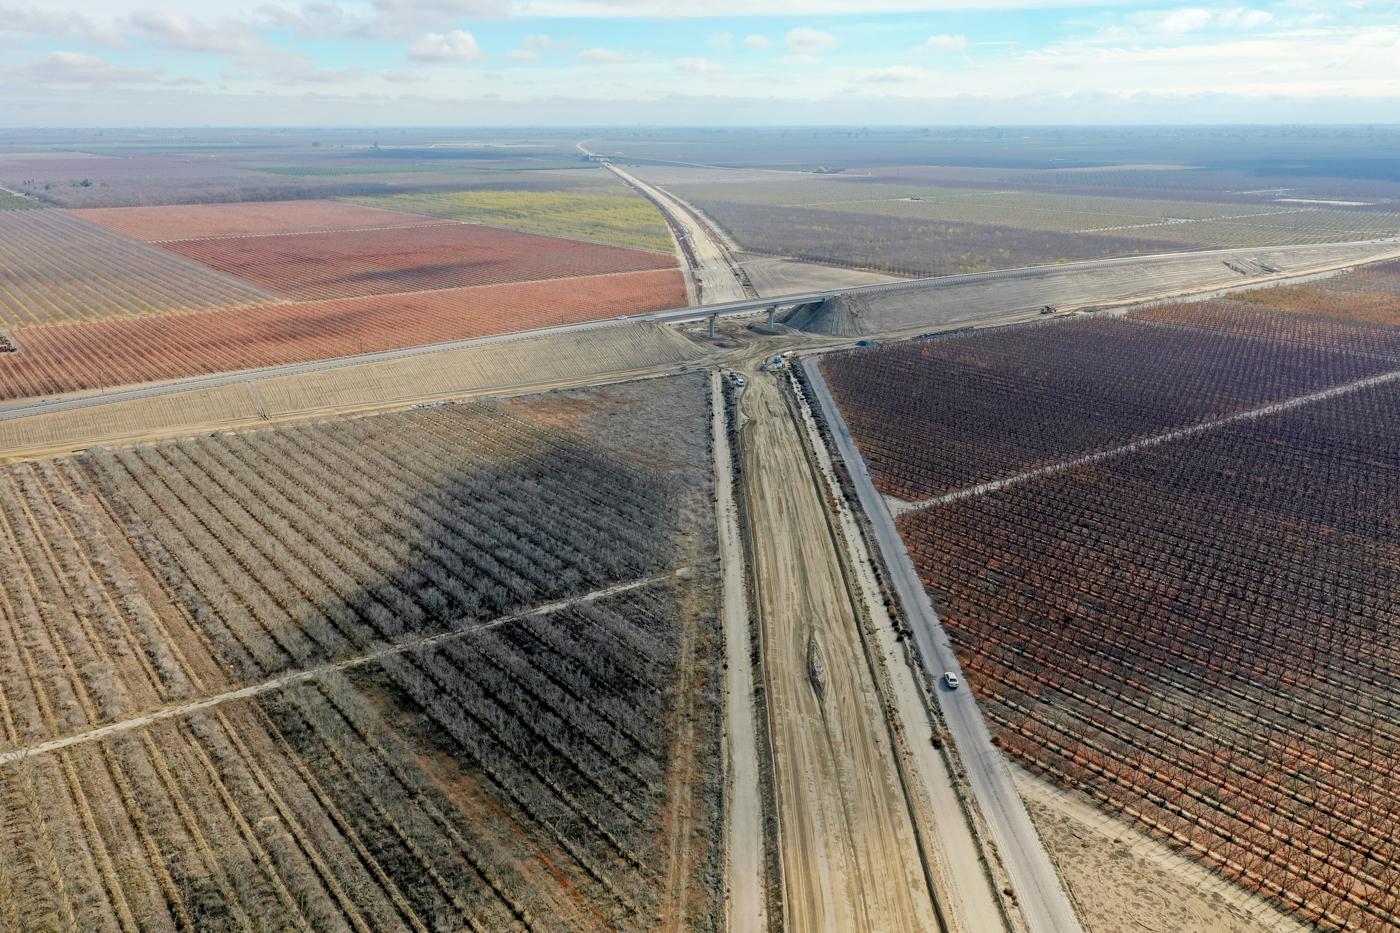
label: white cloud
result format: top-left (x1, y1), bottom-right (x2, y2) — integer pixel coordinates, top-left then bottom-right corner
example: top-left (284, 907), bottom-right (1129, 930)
top-left (381, 68), bottom-right (427, 81)
top-left (256, 0), bottom-right (506, 41)
top-left (743, 34), bottom-right (770, 50)
top-left (576, 46), bottom-right (646, 63)
top-left (493, 0), bottom-right (1205, 14)
top-left (0, 6), bottom-right (125, 47)
top-left (523, 33), bottom-right (574, 50)
top-left (21, 50), bottom-right (160, 85)
top-left (130, 8), bottom-right (262, 55)
top-left (709, 31), bottom-right (733, 48)
top-left (916, 33), bottom-right (965, 51)
top-left (129, 7), bottom-right (361, 84)
top-left (1135, 7), bottom-right (1274, 36)
top-left (1219, 8), bottom-right (1272, 29)
top-left (784, 26), bottom-right (834, 59)
top-left (505, 33), bottom-right (573, 59)
top-left (1152, 9), bottom-right (1216, 35)
top-left (675, 56), bottom-right (723, 73)
top-left (407, 30), bottom-right (484, 62)
top-left (856, 64), bottom-right (929, 82)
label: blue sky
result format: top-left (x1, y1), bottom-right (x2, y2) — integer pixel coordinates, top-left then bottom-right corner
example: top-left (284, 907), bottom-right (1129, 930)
top-left (2, 1), bottom-right (1398, 124)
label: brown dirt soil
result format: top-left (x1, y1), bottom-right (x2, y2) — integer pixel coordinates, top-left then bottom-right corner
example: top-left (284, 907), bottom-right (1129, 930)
top-left (71, 200), bottom-right (457, 242)
top-left (740, 367), bottom-right (939, 933)
top-left (1208, 258), bottom-right (1400, 326)
top-left (159, 222), bottom-right (680, 301)
top-left (1021, 780), bottom-right (1307, 933)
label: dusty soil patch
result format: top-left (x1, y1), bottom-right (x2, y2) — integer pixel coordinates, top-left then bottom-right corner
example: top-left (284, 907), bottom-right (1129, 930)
top-left (1020, 775), bottom-right (1307, 933)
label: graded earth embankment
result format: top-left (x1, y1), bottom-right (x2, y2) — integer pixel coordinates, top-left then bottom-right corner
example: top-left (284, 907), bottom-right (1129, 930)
top-left (739, 368), bottom-right (940, 933)
top-left (0, 322), bottom-right (709, 458)
top-left (789, 242), bottom-right (1400, 336)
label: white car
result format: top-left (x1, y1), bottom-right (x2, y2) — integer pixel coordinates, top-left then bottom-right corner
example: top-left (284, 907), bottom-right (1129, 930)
top-left (942, 672), bottom-right (960, 690)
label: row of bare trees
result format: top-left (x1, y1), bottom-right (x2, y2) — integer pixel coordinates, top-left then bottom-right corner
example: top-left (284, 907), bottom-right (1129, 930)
top-left (823, 314), bottom-right (1393, 501)
top-left (904, 381), bottom-right (1400, 931)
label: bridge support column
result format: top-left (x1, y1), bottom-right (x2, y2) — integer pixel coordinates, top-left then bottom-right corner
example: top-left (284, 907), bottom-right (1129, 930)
top-left (709, 312), bottom-right (719, 339)
top-left (767, 306), bottom-right (777, 332)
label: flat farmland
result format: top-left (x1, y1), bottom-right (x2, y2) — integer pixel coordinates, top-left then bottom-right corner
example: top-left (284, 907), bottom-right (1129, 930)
top-left (1207, 259), bottom-right (1400, 327)
top-left (819, 315), bottom-right (1398, 502)
top-left (899, 383), bottom-right (1400, 932)
top-left (1128, 258), bottom-right (1400, 339)
top-left (687, 201), bottom-right (1194, 277)
top-left (72, 199), bottom-right (458, 242)
top-left (1132, 301), bottom-right (1400, 355)
top-left (0, 268), bottom-right (687, 400)
top-left (0, 209), bottom-right (283, 327)
top-left (0, 191), bottom-right (41, 210)
top-left (0, 375), bottom-right (723, 932)
top-left (823, 295), bottom-right (1400, 933)
top-left (664, 177), bottom-right (1400, 275)
top-left (158, 222), bottom-right (680, 301)
top-left (350, 187), bottom-right (676, 253)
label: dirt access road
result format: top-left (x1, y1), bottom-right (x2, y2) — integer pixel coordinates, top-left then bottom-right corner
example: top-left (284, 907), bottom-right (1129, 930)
top-left (616, 142), bottom-right (1009, 932)
top-left (737, 360), bottom-right (943, 933)
top-left (713, 372), bottom-right (766, 933)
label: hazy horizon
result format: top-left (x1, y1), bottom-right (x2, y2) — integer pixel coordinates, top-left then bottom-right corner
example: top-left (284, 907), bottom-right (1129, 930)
top-left (2, 2), bottom-right (1398, 126)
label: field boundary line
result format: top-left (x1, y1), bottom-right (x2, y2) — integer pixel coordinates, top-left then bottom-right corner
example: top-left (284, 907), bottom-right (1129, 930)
top-left (894, 367), bottom-right (1400, 516)
top-left (0, 568), bottom-right (686, 766)
top-left (145, 220), bottom-right (464, 243)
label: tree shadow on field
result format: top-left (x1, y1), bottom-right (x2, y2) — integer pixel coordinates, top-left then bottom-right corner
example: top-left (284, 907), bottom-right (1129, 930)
top-left (87, 387), bottom-right (718, 932)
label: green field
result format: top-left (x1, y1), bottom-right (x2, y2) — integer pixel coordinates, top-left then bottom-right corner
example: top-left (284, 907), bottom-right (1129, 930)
top-left (351, 186), bottom-right (675, 253)
top-left (0, 190), bottom-right (44, 210)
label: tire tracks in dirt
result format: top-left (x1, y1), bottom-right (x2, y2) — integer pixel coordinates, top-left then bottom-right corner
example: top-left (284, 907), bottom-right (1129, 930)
top-left (738, 364), bottom-right (939, 933)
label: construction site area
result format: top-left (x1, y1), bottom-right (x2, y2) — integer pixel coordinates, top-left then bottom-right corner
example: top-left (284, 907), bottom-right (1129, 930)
top-left (2, 128), bottom-right (1399, 933)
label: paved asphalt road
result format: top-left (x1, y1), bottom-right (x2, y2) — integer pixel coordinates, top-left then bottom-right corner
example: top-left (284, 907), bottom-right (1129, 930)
top-left (803, 357), bottom-right (1086, 933)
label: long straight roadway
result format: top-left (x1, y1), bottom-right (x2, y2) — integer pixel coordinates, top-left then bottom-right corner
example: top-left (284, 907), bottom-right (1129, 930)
top-left (578, 142), bottom-right (751, 305)
top-left (4, 236), bottom-right (1396, 426)
top-left (803, 357), bottom-right (1085, 933)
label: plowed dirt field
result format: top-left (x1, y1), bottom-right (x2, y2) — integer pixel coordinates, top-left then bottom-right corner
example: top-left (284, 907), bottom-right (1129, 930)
top-left (73, 199), bottom-right (458, 241)
top-left (158, 222), bottom-right (680, 301)
top-left (0, 269), bottom-right (686, 399)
